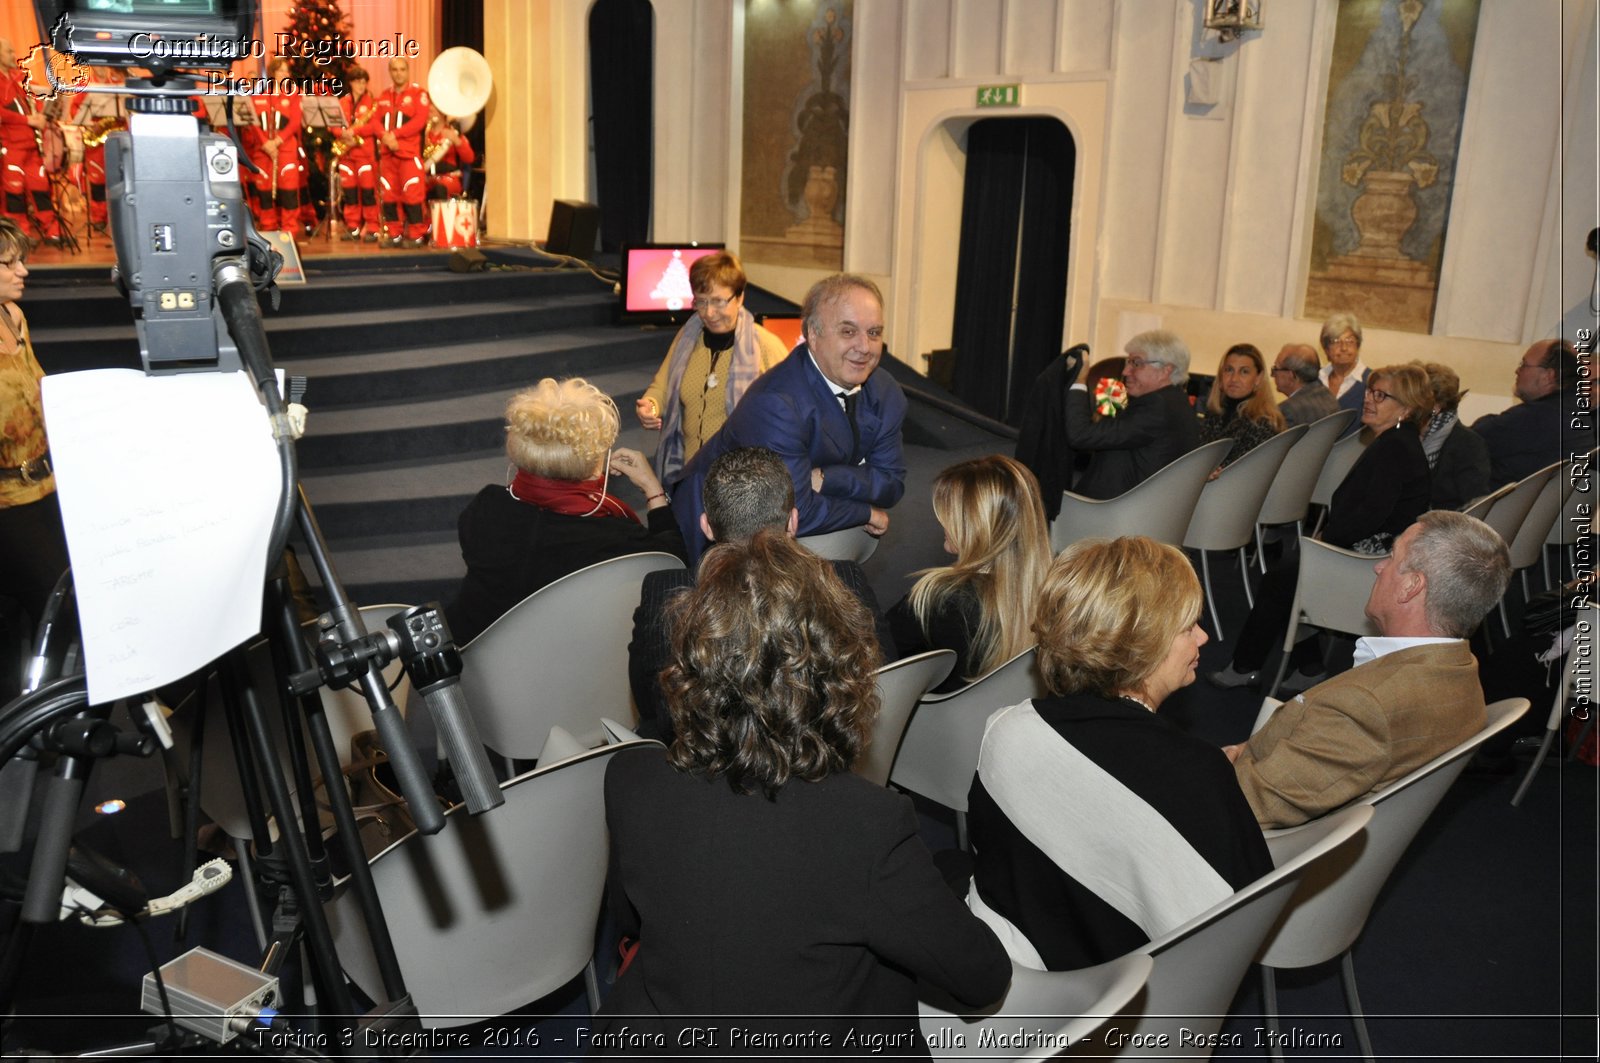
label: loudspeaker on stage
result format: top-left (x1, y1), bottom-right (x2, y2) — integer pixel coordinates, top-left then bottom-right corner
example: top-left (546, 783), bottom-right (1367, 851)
top-left (544, 200), bottom-right (600, 258)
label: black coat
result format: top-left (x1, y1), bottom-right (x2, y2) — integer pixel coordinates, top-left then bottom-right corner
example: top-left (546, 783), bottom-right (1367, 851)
top-left (598, 746), bottom-right (1010, 1055)
top-left (1065, 384), bottom-right (1200, 500)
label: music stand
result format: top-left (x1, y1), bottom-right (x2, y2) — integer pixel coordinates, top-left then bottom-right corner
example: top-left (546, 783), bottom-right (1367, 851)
top-left (301, 97), bottom-right (346, 241)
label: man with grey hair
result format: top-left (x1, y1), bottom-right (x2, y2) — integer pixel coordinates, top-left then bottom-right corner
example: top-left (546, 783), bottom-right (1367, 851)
top-left (631, 446), bottom-right (893, 739)
top-left (1272, 343), bottom-right (1341, 427)
top-left (1225, 510), bottom-right (1513, 827)
top-left (671, 273), bottom-right (907, 562)
top-left (1062, 329), bottom-right (1200, 499)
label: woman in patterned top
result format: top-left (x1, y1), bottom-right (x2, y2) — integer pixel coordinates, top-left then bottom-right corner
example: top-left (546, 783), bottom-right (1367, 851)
top-left (0, 216), bottom-right (70, 656)
top-left (1197, 342), bottom-right (1286, 472)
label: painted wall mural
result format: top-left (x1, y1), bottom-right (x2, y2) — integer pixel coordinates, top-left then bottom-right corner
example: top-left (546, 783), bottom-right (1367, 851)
top-left (1304, 0), bottom-right (1481, 333)
top-left (740, 1), bottom-right (852, 270)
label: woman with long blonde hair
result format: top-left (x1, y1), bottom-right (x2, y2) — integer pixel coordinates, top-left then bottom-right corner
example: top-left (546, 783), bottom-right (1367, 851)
top-left (889, 455), bottom-right (1051, 691)
top-left (1198, 343), bottom-right (1286, 469)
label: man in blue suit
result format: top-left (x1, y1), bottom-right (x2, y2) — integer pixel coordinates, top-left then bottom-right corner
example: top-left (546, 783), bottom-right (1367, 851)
top-left (671, 273), bottom-right (907, 562)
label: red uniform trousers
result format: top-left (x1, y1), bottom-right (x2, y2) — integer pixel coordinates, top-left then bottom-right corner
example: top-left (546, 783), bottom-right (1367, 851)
top-left (337, 145), bottom-right (379, 233)
top-left (379, 150), bottom-right (427, 240)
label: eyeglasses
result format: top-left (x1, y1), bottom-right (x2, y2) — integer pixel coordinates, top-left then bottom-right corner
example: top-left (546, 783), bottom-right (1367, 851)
top-left (1367, 387), bottom-right (1393, 404)
top-left (1515, 361), bottom-right (1549, 373)
top-left (1125, 357), bottom-right (1166, 371)
top-left (0, 257), bottom-right (26, 269)
top-left (1269, 366), bottom-right (1293, 374)
top-left (692, 295), bottom-right (734, 311)
top-left (1328, 335), bottom-right (1360, 349)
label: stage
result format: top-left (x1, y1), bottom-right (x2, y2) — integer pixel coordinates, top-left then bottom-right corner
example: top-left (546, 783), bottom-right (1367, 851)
top-left (25, 226), bottom-right (512, 271)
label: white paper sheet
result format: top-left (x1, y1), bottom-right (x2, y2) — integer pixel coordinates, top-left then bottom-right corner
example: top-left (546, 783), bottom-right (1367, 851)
top-left (42, 369), bottom-right (284, 705)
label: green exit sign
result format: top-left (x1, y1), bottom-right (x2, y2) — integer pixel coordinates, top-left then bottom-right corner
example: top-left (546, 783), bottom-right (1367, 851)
top-left (976, 84), bottom-right (1020, 107)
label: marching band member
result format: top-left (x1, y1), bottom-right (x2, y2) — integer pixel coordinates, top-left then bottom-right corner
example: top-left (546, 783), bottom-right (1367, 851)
top-left (424, 102), bottom-right (475, 200)
top-left (0, 39), bottom-right (63, 247)
top-left (68, 66), bottom-right (128, 232)
top-left (360, 56), bottom-right (429, 247)
top-left (243, 56), bottom-right (309, 235)
top-left (335, 65), bottom-right (380, 240)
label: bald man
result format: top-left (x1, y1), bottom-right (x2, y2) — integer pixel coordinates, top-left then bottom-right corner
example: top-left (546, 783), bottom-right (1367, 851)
top-left (1470, 339), bottom-right (1591, 487)
top-left (1271, 343), bottom-right (1340, 428)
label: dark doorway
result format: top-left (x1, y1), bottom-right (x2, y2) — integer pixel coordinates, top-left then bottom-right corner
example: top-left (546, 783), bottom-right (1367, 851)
top-left (949, 118), bottom-right (1076, 424)
top-left (589, 0), bottom-right (654, 252)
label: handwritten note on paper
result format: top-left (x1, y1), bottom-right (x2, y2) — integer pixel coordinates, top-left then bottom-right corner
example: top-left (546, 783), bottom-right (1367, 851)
top-left (42, 369), bottom-right (285, 705)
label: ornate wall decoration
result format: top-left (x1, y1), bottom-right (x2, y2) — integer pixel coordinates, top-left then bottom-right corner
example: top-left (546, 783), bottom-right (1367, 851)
top-left (1304, 0), bottom-right (1481, 333)
top-left (741, 1), bottom-right (852, 270)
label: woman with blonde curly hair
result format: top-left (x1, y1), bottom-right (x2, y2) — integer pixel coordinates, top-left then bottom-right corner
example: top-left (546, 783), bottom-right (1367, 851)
top-left (965, 536), bottom-right (1271, 971)
top-left (1197, 343), bottom-right (1285, 469)
top-left (889, 455), bottom-right (1051, 692)
top-left (598, 529), bottom-right (1009, 1040)
top-left (447, 377), bottom-right (685, 643)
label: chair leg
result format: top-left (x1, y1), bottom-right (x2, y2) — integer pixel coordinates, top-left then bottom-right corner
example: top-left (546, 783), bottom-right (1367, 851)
top-left (1498, 598), bottom-right (1511, 639)
top-left (1260, 966), bottom-right (1285, 1063)
top-left (1511, 726), bottom-right (1560, 807)
top-left (1238, 547), bottom-right (1255, 608)
top-left (1200, 551), bottom-right (1223, 640)
top-left (1521, 569), bottom-right (1531, 602)
top-left (1339, 950), bottom-right (1376, 1063)
top-left (1256, 525), bottom-right (1268, 574)
top-left (956, 809), bottom-right (969, 852)
top-left (583, 957), bottom-right (601, 1014)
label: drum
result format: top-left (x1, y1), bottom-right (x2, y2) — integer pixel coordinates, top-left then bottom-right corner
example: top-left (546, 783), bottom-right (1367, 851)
top-left (429, 197), bottom-right (479, 248)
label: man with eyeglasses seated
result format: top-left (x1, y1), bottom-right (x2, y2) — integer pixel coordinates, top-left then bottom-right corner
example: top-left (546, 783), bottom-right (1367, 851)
top-left (1061, 329), bottom-right (1200, 500)
top-left (671, 273), bottom-right (907, 563)
top-left (1470, 339), bottom-right (1590, 489)
top-left (1272, 343), bottom-right (1341, 428)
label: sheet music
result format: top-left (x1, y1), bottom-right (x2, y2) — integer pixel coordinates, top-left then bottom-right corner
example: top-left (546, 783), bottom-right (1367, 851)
top-left (41, 369), bottom-right (285, 705)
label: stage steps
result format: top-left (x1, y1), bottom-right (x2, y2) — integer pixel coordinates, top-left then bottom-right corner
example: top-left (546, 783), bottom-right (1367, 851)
top-left (29, 251), bottom-right (681, 608)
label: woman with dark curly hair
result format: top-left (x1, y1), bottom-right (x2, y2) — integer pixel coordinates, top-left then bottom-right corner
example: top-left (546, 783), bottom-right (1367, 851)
top-left (966, 536), bottom-right (1271, 971)
top-left (598, 529), bottom-right (1009, 1052)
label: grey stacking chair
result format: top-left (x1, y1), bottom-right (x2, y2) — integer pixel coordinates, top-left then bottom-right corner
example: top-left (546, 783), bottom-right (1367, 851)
top-left (889, 647), bottom-right (1045, 849)
top-left (1050, 438), bottom-right (1233, 553)
top-left (1461, 481), bottom-right (1513, 520)
top-left (858, 650), bottom-right (956, 787)
top-left (1059, 805), bottom-right (1372, 1059)
top-left (1479, 462), bottom-right (1561, 635)
top-left (1255, 410), bottom-right (1356, 571)
top-left (1266, 538), bottom-right (1382, 698)
top-left (1307, 431), bottom-right (1368, 537)
top-left (1184, 425), bottom-right (1306, 636)
top-left (459, 552), bottom-right (683, 758)
top-left (1256, 699), bottom-right (1529, 1063)
top-left (798, 525), bottom-right (880, 563)
top-left (1512, 605), bottom-right (1597, 806)
top-left (324, 741), bottom-right (658, 1026)
top-left (917, 952), bottom-right (1153, 1061)
top-left (1505, 461), bottom-right (1570, 599)
top-left (1545, 448), bottom-right (1595, 584)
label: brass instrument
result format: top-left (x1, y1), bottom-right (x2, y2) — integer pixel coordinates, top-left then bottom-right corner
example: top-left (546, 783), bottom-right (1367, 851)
top-left (81, 115), bottom-right (126, 149)
top-left (331, 96), bottom-right (376, 159)
top-left (421, 117), bottom-right (454, 166)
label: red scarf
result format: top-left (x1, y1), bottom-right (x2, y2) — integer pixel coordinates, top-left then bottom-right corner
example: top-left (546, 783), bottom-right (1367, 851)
top-left (509, 469), bottom-right (639, 523)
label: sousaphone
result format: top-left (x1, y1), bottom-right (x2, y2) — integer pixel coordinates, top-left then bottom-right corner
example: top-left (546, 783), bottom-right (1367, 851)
top-left (428, 47), bottom-right (492, 133)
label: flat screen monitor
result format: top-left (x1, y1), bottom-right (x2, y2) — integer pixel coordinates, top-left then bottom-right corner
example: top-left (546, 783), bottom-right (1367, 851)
top-left (619, 243), bottom-right (725, 324)
top-left (756, 313), bottom-right (805, 352)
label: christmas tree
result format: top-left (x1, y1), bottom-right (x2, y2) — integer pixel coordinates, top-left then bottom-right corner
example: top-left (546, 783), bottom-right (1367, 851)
top-left (650, 251), bottom-right (695, 311)
top-left (278, 0), bottom-right (358, 90)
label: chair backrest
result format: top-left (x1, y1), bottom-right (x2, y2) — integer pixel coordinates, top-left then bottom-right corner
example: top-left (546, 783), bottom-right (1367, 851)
top-left (1292, 537), bottom-right (1382, 640)
top-left (324, 740), bottom-right (658, 1027)
top-left (857, 650), bottom-right (956, 787)
top-left (797, 525), bottom-right (880, 563)
top-left (1480, 461), bottom-right (1561, 549)
top-left (1258, 410), bottom-right (1356, 526)
top-left (1460, 482), bottom-right (1513, 520)
top-left (917, 952), bottom-right (1154, 1060)
top-left (1184, 425), bottom-right (1307, 551)
top-left (459, 552), bottom-right (684, 756)
top-left (1257, 699), bottom-right (1529, 969)
top-left (1065, 805), bottom-right (1372, 1053)
top-left (1506, 463), bottom-right (1568, 569)
top-left (1547, 447), bottom-right (1596, 548)
top-left (1308, 430), bottom-right (1368, 509)
top-left (888, 648), bottom-right (1045, 813)
top-left (177, 604), bottom-right (415, 840)
top-left (1050, 438), bottom-right (1234, 552)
